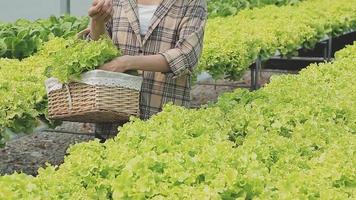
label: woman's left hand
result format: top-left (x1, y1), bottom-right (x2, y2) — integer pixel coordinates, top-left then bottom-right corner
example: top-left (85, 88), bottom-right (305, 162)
top-left (99, 55), bottom-right (132, 72)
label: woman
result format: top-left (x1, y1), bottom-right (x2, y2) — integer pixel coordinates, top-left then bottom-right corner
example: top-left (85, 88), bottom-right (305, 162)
top-left (88, 0), bottom-right (207, 135)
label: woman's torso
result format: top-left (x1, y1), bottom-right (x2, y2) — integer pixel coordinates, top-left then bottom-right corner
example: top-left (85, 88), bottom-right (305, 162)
top-left (110, 0), bottom-right (193, 119)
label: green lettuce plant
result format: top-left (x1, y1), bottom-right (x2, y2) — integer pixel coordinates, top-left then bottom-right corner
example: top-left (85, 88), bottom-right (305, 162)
top-left (0, 15), bottom-right (89, 59)
top-left (200, 0), bottom-right (356, 80)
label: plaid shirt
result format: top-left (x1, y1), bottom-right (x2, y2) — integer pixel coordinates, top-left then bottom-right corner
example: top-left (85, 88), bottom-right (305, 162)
top-left (103, 0), bottom-right (207, 119)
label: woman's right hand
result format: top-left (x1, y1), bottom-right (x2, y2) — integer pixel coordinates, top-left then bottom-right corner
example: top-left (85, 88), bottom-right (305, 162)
top-left (88, 0), bottom-right (113, 25)
top-left (88, 0), bottom-right (113, 40)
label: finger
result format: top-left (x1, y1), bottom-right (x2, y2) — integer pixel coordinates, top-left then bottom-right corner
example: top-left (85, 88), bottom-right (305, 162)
top-left (92, 0), bottom-right (99, 6)
top-left (92, 11), bottom-right (110, 22)
top-left (95, 0), bottom-right (105, 9)
top-left (100, 0), bottom-right (111, 8)
top-left (98, 0), bottom-right (112, 17)
top-left (103, 0), bottom-right (112, 11)
top-left (117, 68), bottom-right (125, 73)
top-left (88, 8), bottom-right (98, 17)
top-left (89, 7), bottom-right (103, 18)
top-left (99, 62), bottom-right (114, 71)
top-left (99, 64), bottom-right (109, 70)
top-left (94, 8), bottom-right (110, 22)
top-left (102, 7), bottom-right (113, 21)
top-left (89, 0), bottom-right (105, 16)
top-left (116, 66), bottom-right (126, 73)
top-left (88, 6), bottom-right (101, 17)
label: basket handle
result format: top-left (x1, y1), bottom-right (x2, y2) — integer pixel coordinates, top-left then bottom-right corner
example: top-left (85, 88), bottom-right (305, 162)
top-left (64, 84), bottom-right (73, 110)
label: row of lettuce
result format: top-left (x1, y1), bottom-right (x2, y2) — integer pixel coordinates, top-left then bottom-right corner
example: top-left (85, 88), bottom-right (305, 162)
top-left (0, 37), bottom-right (120, 146)
top-left (199, 0), bottom-right (356, 79)
top-left (207, 0), bottom-right (303, 17)
top-left (0, 41), bottom-right (355, 199)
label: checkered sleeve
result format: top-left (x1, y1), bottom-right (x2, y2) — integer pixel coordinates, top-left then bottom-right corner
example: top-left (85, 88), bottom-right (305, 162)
top-left (159, 0), bottom-right (207, 77)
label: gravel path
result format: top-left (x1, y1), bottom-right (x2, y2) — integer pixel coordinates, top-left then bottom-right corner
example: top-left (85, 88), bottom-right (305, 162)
top-left (0, 123), bottom-right (94, 176)
top-left (0, 70), bottom-right (291, 176)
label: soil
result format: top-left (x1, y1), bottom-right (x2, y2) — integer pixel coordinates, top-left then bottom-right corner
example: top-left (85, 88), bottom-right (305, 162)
top-left (0, 69), bottom-right (294, 176)
top-left (0, 123), bottom-right (94, 176)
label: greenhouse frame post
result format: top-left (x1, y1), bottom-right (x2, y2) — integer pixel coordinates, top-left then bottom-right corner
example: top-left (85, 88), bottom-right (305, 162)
top-left (327, 37), bottom-right (333, 61)
top-left (60, 0), bottom-right (71, 14)
top-left (251, 57), bottom-right (262, 90)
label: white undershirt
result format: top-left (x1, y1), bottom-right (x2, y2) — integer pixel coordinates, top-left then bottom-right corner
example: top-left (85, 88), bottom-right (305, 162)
top-left (137, 4), bottom-right (158, 35)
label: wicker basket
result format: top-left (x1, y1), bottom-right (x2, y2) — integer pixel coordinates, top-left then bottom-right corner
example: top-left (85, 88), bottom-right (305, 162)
top-left (45, 70), bottom-right (142, 123)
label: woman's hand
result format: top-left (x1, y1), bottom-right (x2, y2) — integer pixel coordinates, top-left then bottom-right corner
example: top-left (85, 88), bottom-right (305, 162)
top-left (88, 0), bottom-right (113, 24)
top-left (99, 55), bottom-right (132, 73)
top-left (88, 0), bottom-right (113, 40)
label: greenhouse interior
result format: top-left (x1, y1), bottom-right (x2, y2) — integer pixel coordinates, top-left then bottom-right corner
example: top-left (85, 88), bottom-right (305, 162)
top-left (0, 0), bottom-right (355, 199)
